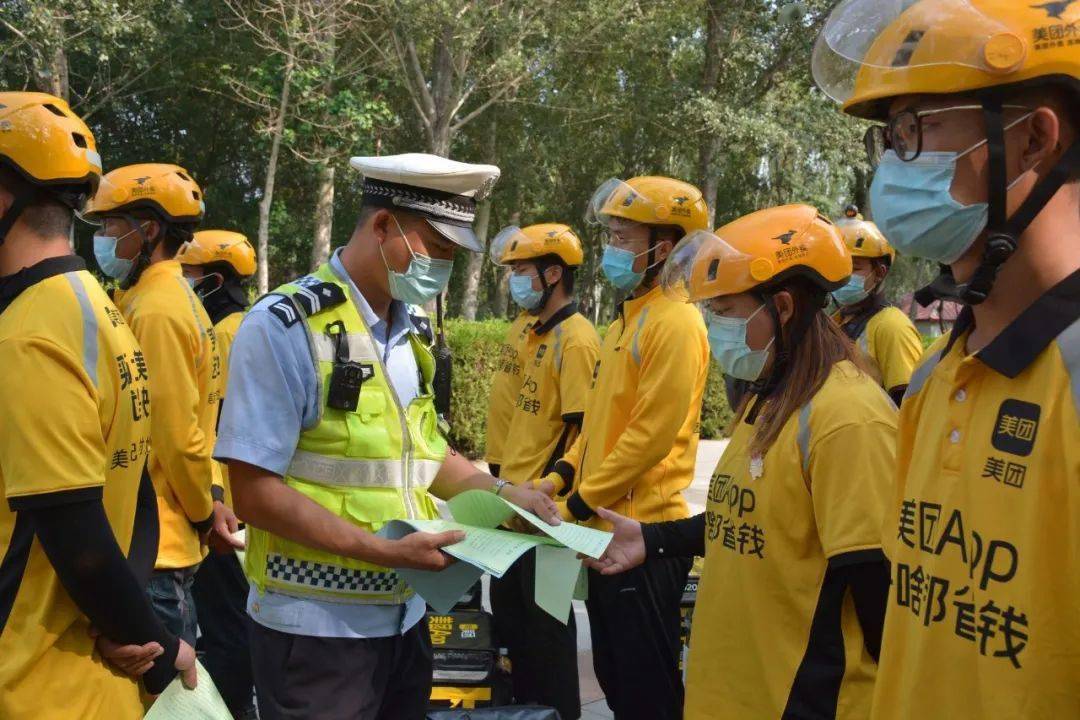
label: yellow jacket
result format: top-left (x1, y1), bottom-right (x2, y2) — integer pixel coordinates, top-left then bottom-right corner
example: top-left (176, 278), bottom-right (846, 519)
top-left (212, 310), bottom-right (244, 507)
top-left (485, 312), bottom-right (534, 470)
top-left (556, 286), bottom-right (709, 529)
top-left (115, 260), bottom-right (222, 568)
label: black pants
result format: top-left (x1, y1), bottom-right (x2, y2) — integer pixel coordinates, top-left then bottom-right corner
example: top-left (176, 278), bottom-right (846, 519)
top-left (490, 549), bottom-right (581, 720)
top-left (248, 616), bottom-right (433, 720)
top-left (192, 550), bottom-right (255, 717)
top-left (586, 556), bottom-right (691, 720)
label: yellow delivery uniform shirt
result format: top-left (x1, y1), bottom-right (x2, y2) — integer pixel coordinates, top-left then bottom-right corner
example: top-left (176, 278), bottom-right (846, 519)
top-left (485, 311), bottom-right (535, 470)
top-left (211, 310), bottom-right (244, 506)
top-left (496, 304), bottom-right (599, 485)
top-left (559, 286), bottom-right (708, 528)
top-left (115, 260), bottom-right (222, 569)
top-left (0, 259), bottom-right (147, 720)
top-left (872, 271), bottom-right (1080, 720)
top-left (835, 305), bottom-right (923, 393)
top-left (685, 360), bottom-right (896, 720)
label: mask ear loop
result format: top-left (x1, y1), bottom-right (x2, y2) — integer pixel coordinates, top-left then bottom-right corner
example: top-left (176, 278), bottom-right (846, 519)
top-left (119, 214), bottom-right (155, 290)
top-left (952, 98), bottom-right (1080, 305)
top-left (529, 259), bottom-right (557, 316)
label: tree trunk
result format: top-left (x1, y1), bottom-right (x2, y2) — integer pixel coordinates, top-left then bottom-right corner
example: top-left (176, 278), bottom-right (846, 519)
top-left (256, 57), bottom-right (293, 295)
top-left (48, 44), bottom-right (69, 100)
top-left (459, 112), bottom-right (499, 320)
top-left (696, 0), bottom-right (725, 226)
top-left (311, 161), bottom-right (335, 269)
top-left (491, 210), bottom-right (520, 318)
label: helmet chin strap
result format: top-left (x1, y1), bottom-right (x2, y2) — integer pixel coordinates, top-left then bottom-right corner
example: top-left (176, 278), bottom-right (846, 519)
top-left (0, 189), bottom-right (35, 248)
top-left (528, 262), bottom-right (557, 316)
top-left (929, 94), bottom-right (1080, 306)
top-left (119, 214), bottom-right (158, 290)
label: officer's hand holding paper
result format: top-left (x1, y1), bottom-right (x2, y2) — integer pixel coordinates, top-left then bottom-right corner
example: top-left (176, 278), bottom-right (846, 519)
top-left (380, 489), bottom-right (611, 621)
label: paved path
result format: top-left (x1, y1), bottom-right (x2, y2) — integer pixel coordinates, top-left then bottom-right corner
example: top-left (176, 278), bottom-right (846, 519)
top-left (573, 440), bottom-right (728, 718)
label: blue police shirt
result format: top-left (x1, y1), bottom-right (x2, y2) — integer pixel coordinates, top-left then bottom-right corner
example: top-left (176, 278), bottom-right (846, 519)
top-left (215, 248), bottom-right (427, 638)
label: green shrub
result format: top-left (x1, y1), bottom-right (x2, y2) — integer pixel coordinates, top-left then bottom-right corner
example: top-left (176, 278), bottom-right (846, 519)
top-left (443, 318), bottom-right (732, 458)
top-left (443, 318), bottom-right (511, 458)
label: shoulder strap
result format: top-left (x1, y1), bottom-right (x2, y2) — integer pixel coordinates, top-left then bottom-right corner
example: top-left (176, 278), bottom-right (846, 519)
top-left (260, 273), bottom-right (348, 328)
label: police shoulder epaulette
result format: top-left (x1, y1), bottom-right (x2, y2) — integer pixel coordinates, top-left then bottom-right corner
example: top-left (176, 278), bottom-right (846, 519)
top-left (263, 277), bottom-right (347, 327)
top-left (408, 308), bottom-right (435, 344)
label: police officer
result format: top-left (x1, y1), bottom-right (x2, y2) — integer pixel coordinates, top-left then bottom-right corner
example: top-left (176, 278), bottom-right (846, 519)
top-left (814, 1), bottom-right (1080, 717)
top-left (0, 92), bottom-right (194, 719)
top-left (84, 164), bottom-right (236, 646)
top-left (214, 153), bottom-right (560, 720)
top-left (584, 205), bottom-right (897, 719)
top-left (539, 176), bottom-right (712, 720)
top-left (178, 229), bottom-right (258, 719)
top-left (831, 205), bottom-right (922, 404)
top-left (485, 223), bottom-right (600, 720)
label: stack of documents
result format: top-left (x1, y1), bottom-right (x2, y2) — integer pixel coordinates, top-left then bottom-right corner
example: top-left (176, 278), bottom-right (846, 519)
top-left (381, 490), bottom-right (612, 623)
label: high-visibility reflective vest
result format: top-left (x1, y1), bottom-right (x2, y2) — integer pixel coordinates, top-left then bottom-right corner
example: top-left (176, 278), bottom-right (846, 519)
top-left (245, 263), bottom-right (447, 605)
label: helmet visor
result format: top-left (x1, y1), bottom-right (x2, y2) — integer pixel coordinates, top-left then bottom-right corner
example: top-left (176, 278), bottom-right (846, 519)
top-left (812, 0), bottom-right (1015, 106)
top-left (660, 230), bottom-right (756, 303)
top-left (585, 177), bottom-right (674, 229)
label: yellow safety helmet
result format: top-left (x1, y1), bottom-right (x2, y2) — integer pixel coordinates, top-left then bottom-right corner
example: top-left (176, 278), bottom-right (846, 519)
top-left (814, 0), bottom-right (1080, 306)
top-left (489, 223), bottom-right (584, 267)
top-left (178, 230), bottom-right (256, 277)
top-left (813, 0), bottom-right (1080, 120)
top-left (586, 176), bottom-right (709, 237)
top-left (837, 205), bottom-right (896, 265)
top-left (661, 204), bottom-right (852, 302)
top-left (0, 91), bottom-right (101, 202)
top-left (85, 163), bottom-right (205, 223)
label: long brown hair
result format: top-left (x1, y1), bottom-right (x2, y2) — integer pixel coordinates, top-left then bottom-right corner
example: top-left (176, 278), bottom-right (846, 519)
top-left (728, 278), bottom-right (874, 458)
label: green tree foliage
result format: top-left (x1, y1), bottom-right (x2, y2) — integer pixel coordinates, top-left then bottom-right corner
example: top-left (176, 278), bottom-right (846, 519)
top-left (2, 0), bottom-right (922, 313)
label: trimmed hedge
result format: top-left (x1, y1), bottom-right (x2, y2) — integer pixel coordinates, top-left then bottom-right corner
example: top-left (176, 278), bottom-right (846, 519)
top-left (444, 318), bottom-right (733, 458)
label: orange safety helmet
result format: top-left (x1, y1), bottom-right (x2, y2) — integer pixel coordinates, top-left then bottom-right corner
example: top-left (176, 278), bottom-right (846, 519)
top-left (0, 92), bottom-right (101, 199)
top-left (837, 205), bottom-right (896, 265)
top-left (85, 163), bottom-right (205, 224)
top-left (489, 223), bottom-right (585, 267)
top-left (178, 229), bottom-right (256, 277)
top-left (661, 204), bottom-right (852, 302)
top-left (586, 176), bottom-right (710, 237)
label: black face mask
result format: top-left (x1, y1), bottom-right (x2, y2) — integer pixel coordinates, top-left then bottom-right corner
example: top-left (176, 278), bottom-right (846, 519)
top-left (191, 273), bottom-right (224, 300)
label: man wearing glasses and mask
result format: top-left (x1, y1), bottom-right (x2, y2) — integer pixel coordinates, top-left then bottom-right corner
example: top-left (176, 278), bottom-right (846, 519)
top-left (814, 1), bottom-right (1080, 718)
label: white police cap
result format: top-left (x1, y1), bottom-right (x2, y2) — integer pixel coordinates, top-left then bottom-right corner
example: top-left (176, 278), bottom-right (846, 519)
top-left (350, 153), bottom-right (501, 252)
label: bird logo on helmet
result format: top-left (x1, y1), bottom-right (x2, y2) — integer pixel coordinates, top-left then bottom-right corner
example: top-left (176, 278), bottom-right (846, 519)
top-left (661, 204), bottom-right (852, 303)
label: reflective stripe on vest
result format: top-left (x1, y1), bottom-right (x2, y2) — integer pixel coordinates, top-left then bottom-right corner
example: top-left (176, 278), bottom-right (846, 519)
top-left (1059, 318), bottom-right (1080, 418)
top-left (904, 347), bottom-right (945, 401)
top-left (630, 307), bottom-right (651, 365)
top-left (796, 401), bottom-right (813, 475)
top-left (288, 450), bottom-right (442, 489)
top-left (64, 272), bottom-right (99, 388)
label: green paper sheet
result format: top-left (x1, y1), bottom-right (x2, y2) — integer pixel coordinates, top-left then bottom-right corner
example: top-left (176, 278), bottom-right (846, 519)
top-left (381, 491), bottom-right (613, 622)
top-left (534, 545), bottom-right (581, 623)
top-left (144, 661), bottom-right (230, 720)
top-left (447, 490), bottom-right (612, 559)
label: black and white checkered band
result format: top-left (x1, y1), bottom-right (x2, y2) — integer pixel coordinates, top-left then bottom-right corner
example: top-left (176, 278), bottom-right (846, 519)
top-left (266, 554), bottom-right (402, 595)
top-left (361, 179), bottom-right (476, 225)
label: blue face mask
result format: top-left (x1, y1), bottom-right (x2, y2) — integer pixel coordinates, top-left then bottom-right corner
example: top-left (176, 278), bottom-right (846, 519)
top-left (707, 304), bottom-right (774, 382)
top-left (832, 273), bottom-right (870, 307)
top-left (383, 217), bottom-right (454, 305)
top-left (509, 273), bottom-right (544, 310)
top-left (93, 230), bottom-right (138, 280)
top-left (601, 244), bottom-right (657, 292)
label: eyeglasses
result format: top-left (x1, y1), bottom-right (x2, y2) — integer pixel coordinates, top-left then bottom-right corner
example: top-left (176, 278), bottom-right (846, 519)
top-left (864, 104), bottom-right (1031, 167)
